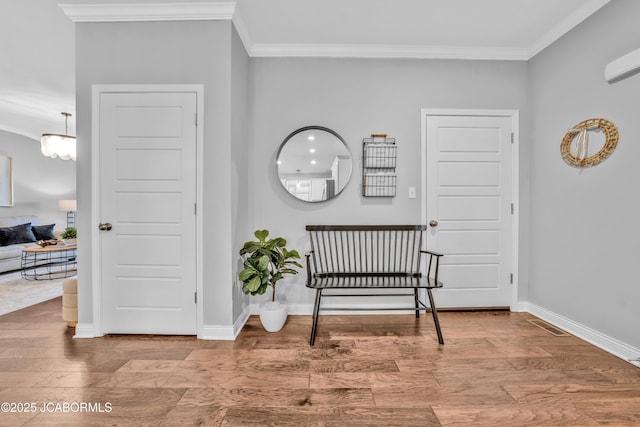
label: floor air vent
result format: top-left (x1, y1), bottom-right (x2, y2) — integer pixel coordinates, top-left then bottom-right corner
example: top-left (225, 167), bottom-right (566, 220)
top-left (527, 319), bottom-right (571, 336)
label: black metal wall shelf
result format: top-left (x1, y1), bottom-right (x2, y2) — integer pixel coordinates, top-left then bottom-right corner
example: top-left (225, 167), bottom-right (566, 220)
top-left (362, 135), bottom-right (397, 197)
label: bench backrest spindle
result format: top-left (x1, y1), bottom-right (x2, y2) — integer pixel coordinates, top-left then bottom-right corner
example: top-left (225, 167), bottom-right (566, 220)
top-left (306, 225), bottom-right (428, 277)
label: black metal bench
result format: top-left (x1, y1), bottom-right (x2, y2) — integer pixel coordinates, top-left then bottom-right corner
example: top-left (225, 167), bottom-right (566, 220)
top-left (305, 225), bottom-right (444, 346)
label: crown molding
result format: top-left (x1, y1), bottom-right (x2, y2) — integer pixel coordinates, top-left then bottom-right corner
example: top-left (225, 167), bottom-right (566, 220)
top-left (250, 43), bottom-right (529, 61)
top-left (59, 2), bottom-right (236, 23)
top-left (527, 0), bottom-right (611, 59)
top-left (59, 2), bottom-right (254, 53)
top-left (59, 1), bottom-right (610, 61)
top-left (230, 5), bottom-right (253, 53)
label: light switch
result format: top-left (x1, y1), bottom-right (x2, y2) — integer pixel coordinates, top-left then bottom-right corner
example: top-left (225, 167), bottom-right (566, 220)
top-left (408, 187), bottom-right (416, 199)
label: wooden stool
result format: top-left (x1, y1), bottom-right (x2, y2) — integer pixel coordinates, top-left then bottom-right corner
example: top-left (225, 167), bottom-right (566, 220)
top-left (62, 278), bottom-right (78, 327)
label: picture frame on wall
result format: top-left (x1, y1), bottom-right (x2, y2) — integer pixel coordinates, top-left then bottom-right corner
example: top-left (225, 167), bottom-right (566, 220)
top-left (0, 156), bottom-right (13, 207)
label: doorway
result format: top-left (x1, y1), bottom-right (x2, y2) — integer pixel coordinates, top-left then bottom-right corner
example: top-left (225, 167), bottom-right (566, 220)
top-left (421, 109), bottom-right (519, 309)
top-left (92, 85), bottom-right (203, 335)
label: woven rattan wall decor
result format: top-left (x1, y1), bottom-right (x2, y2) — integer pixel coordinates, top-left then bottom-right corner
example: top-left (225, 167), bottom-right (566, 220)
top-left (560, 118), bottom-right (619, 168)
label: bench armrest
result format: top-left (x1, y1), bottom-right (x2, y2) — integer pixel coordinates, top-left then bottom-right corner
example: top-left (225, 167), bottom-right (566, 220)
top-left (420, 250), bottom-right (444, 284)
top-left (305, 250), bottom-right (314, 286)
top-left (421, 249), bottom-right (443, 257)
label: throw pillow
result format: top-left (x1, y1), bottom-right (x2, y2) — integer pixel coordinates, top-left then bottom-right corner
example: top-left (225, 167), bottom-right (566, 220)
top-left (0, 222), bottom-right (36, 246)
top-left (32, 224), bottom-right (56, 241)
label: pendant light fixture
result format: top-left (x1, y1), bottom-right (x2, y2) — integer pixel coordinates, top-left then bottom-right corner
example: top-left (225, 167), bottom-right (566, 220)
top-left (41, 112), bottom-right (76, 161)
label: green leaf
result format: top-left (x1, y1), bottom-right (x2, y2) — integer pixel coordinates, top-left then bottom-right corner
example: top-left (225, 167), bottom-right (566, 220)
top-left (256, 247), bottom-right (273, 258)
top-left (242, 240), bottom-right (266, 255)
top-left (261, 273), bottom-right (270, 284)
top-left (287, 261), bottom-right (303, 269)
top-left (245, 276), bottom-right (261, 293)
top-left (254, 230), bottom-right (269, 242)
top-left (272, 237), bottom-right (286, 247)
top-left (243, 258), bottom-right (260, 271)
top-left (285, 249), bottom-right (301, 259)
top-left (238, 268), bottom-right (256, 282)
top-left (257, 254), bottom-right (270, 271)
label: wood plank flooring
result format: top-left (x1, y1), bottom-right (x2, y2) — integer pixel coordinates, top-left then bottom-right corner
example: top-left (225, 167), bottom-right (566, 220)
top-left (0, 298), bottom-right (638, 426)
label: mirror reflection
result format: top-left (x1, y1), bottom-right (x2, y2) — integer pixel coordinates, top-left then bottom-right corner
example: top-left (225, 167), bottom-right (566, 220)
top-left (276, 126), bottom-right (352, 202)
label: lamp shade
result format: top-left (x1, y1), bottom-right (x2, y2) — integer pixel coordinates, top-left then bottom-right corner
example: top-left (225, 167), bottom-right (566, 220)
top-left (58, 199), bottom-right (77, 212)
top-left (41, 134), bottom-right (76, 161)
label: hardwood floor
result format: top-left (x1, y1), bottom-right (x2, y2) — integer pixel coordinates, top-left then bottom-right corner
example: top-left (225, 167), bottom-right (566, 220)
top-left (0, 298), bottom-right (638, 426)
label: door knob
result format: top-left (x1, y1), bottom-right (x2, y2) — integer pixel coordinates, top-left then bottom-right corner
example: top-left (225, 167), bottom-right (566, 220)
top-left (98, 223), bottom-right (112, 231)
top-left (429, 220), bottom-right (438, 227)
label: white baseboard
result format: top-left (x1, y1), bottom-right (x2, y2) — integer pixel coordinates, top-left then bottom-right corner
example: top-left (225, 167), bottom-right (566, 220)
top-left (250, 303), bottom-right (313, 315)
top-left (199, 324), bottom-right (235, 340)
top-left (234, 305), bottom-right (251, 337)
top-left (518, 301), bottom-right (640, 368)
top-left (199, 305), bottom-right (251, 340)
top-left (73, 310), bottom-right (252, 341)
top-left (73, 323), bottom-right (102, 339)
top-left (510, 301), bottom-right (529, 312)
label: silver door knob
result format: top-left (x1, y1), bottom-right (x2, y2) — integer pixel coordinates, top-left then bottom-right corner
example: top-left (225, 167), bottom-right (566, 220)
top-left (429, 220), bottom-right (438, 227)
top-left (98, 223), bottom-right (112, 231)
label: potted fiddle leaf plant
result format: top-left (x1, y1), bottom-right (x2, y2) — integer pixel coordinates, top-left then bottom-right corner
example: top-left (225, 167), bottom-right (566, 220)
top-left (239, 229), bottom-right (301, 332)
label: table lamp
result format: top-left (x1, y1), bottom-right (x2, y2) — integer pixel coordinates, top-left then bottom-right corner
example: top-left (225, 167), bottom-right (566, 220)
top-left (58, 199), bottom-right (77, 228)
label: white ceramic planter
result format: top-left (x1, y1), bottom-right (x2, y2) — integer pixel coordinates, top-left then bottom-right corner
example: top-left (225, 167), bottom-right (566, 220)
top-left (259, 301), bottom-right (288, 332)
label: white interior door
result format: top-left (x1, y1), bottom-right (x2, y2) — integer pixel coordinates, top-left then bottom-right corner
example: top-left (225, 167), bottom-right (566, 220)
top-left (99, 91), bottom-right (197, 334)
top-left (424, 112), bottom-right (515, 308)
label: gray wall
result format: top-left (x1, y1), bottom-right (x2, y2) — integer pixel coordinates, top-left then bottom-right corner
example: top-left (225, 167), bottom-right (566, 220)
top-left (249, 58), bottom-right (530, 306)
top-left (0, 130), bottom-right (75, 228)
top-left (529, 0), bottom-right (640, 348)
top-left (231, 26), bottom-right (251, 320)
top-left (75, 20), bottom-right (239, 329)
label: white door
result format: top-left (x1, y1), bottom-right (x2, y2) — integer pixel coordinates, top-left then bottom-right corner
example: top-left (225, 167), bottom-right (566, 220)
top-left (424, 112), bottom-right (515, 308)
top-left (99, 91), bottom-right (197, 334)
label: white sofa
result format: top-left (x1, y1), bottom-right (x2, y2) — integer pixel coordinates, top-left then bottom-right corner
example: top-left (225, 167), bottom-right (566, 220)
top-left (0, 215), bottom-right (61, 274)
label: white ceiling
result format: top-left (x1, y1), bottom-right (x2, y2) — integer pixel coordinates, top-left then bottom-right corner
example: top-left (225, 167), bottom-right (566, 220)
top-left (0, 0), bottom-right (610, 142)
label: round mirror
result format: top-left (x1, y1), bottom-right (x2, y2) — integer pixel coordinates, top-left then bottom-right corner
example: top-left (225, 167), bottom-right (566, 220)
top-left (276, 126), bottom-right (352, 202)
